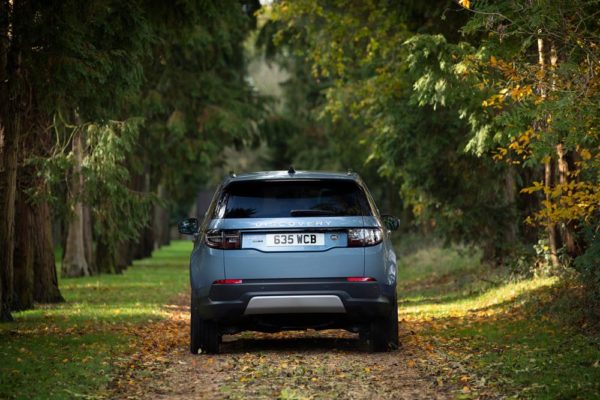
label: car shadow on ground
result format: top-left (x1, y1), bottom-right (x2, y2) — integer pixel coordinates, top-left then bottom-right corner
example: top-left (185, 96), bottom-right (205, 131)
top-left (220, 333), bottom-right (366, 353)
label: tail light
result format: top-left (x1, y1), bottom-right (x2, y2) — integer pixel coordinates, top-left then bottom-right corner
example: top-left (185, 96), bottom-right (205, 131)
top-left (205, 230), bottom-right (241, 249)
top-left (347, 228), bottom-right (383, 247)
top-left (213, 279), bottom-right (243, 284)
top-left (346, 277), bottom-right (376, 282)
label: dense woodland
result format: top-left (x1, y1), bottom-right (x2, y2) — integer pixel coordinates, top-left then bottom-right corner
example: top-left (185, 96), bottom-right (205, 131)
top-left (1, 0), bottom-right (599, 327)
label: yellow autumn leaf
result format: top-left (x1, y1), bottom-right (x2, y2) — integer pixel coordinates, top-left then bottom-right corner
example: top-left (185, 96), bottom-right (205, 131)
top-left (580, 149), bottom-right (592, 160)
top-left (458, 0), bottom-right (471, 9)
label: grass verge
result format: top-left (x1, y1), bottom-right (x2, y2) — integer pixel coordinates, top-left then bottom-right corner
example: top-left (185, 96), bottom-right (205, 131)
top-left (0, 240), bottom-right (192, 400)
top-left (397, 242), bottom-right (600, 399)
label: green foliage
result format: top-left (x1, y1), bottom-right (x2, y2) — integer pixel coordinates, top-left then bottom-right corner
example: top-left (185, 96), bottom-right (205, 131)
top-left (575, 224), bottom-right (600, 315)
top-left (7, 0), bottom-right (158, 276)
top-left (83, 120), bottom-right (153, 251)
top-left (576, 226), bottom-right (600, 279)
top-left (137, 0), bottom-right (263, 214)
top-left (31, 118), bottom-right (153, 256)
top-left (264, 0), bottom-right (600, 275)
top-left (253, 17), bottom-right (398, 215)
top-left (21, 0), bottom-right (263, 263)
top-left (406, 0), bottom-right (600, 276)
top-left (33, 1), bottom-right (151, 121)
top-left (265, 1), bottom-right (517, 254)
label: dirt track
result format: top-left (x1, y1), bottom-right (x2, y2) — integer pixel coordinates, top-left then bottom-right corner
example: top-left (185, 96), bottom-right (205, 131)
top-left (111, 295), bottom-right (459, 399)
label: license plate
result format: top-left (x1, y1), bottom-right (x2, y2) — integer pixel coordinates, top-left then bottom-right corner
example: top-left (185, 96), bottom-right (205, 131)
top-left (266, 233), bottom-right (324, 246)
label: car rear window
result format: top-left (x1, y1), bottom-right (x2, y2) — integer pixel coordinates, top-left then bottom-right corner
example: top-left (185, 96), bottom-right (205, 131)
top-left (214, 179), bottom-right (371, 218)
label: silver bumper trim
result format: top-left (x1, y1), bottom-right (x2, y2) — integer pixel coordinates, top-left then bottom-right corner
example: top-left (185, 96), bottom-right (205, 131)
top-left (243, 295), bottom-right (346, 315)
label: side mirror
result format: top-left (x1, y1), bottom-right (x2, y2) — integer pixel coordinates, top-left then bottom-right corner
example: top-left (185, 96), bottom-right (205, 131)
top-left (178, 218), bottom-right (199, 235)
top-left (381, 215), bottom-right (400, 232)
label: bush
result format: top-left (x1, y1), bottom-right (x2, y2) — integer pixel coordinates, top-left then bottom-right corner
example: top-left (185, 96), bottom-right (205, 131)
top-left (574, 223), bottom-right (600, 326)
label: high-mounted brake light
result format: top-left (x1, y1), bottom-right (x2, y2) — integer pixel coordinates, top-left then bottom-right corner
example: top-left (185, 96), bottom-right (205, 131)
top-left (347, 228), bottom-right (383, 247)
top-left (346, 277), bottom-right (376, 282)
top-left (205, 230), bottom-right (241, 249)
top-left (213, 279), bottom-right (243, 284)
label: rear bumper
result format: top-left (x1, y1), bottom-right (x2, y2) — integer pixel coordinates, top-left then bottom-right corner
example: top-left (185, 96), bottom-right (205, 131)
top-left (192, 279), bottom-right (396, 325)
top-left (244, 295), bottom-right (346, 314)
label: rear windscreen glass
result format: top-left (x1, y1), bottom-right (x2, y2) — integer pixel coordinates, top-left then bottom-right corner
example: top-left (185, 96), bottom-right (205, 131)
top-left (215, 180), bottom-right (371, 218)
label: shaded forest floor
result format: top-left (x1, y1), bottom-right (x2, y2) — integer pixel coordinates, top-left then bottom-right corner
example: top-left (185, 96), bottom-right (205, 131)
top-left (0, 242), bottom-right (190, 399)
top-left (2, 240), bottom-right (600, 399)
top-left (395, 242), bottom-right (600, 399)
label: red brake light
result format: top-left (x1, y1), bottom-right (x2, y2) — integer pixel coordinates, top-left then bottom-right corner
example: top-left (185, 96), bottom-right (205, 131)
top-left (205, 230), bottom-right (241, 249)
top-left (213, 279), bottom-right (243, 284)
top-left (346, 277), bottom-right (376, 282)
top-left (347, 228), bottom-right (383, 247)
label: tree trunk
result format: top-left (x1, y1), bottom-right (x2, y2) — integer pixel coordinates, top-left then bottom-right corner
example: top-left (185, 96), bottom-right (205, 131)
top-left (537, 36), bottom-right (560, 268)
top-left (115, 240), bottom-right (132, 273)
top-left (62, 131), bottom-right (90, 277)
top-left (0, 115), bottom-right (17, 320)
top-left (132, 171), bottom-right (153, 260)
top-left (83, 204), bottom-right (95, 274)
top-left (141, 172), bottom-right (154, 258)
top-left (549, 41), bottom-right (580, 259)
top-left (503, 165), bottom-right (518, 248)
top-left (145, 226), bottom-right (154, 257)
top-left (96, 235), bottom-right (115, 274)
top-left (153, 184), bottom-right (170, 249)
top-left (556, 143), bottom-right (580, 257)
top-left (135, 226), bottom-right (154, 260)
top-left (33, 201), bottom-right (64, 303)
top-left (0, 0), bottom-right (20, 321)
top-left (544, 159), bottom-right (560, 267)
top-left (97, 235), bottom-right (131, 274)
top-left (12, 173), bottom-right (34, 311)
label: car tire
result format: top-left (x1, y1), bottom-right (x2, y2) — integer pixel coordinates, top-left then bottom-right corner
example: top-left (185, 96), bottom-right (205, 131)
top-left (389, 299), bottom-right (400, 349)
top-left (190, 297), bottom-right (201, 354)
top-left (366, 298), bottom-right (399, 353)
top-left (199, 319), bottom-right (220, 354)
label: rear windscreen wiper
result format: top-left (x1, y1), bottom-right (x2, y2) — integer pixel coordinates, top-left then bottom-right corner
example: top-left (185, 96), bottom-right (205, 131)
top-left (290, 209), bottom-right (337, 217)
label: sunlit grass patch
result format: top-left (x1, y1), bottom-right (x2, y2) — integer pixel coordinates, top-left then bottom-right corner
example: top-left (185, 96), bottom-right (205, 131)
top-left (426, 312), bottom-right (600, 399)
top-left (0, 240), bottom-right (192, 400)
top-left (397, 240), bottom-right (600, 399)
top-left (401, 277), bottom-right (558, 319)
top-left (397, 243), bottom-right (481, 282)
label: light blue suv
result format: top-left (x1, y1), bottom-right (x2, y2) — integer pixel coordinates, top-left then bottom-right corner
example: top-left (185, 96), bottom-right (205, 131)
top-left (178, 169), bottom-right (400, 354)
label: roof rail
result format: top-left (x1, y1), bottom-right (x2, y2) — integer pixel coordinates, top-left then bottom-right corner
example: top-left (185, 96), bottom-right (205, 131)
top-left (229, 170), bottom-right (236, 178)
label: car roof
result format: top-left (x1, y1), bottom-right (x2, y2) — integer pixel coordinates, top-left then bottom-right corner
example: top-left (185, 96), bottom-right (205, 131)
top-left (222, 170), bottom-right (361, 185)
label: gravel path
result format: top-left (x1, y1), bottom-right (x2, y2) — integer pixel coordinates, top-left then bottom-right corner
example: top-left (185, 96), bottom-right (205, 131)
top-left (111, 295), bottom-right (457, 399)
